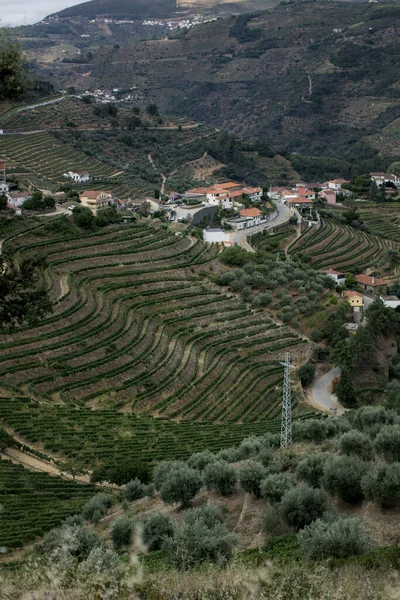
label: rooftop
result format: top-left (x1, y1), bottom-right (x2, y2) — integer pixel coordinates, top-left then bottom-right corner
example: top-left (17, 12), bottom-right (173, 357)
top-left (323, 269), bottom-right (345, 276)
top-left (343, 290), bottom-right (363, 299)
top-left (354, 274), bottom-right (386, 287)
top-left (239, 208), bottom-right (261, 218)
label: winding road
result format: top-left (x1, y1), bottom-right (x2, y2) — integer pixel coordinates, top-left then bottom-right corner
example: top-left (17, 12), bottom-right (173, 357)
top-left (307, 367), bottom-right (346, 415)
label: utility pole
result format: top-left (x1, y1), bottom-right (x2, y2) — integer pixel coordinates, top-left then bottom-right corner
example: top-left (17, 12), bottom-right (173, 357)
top-left (280, 352), bottom-right (294, 448)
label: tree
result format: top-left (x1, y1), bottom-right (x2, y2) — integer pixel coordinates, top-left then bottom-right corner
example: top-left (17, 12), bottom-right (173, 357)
top-left (374, 425), bottom-right (400, 462)
top-left (260, 473), bottom-right (293, 503)
top-left (153, 460), bottom-right (186, 491)
top-left (143, 513), bottom-right (175, 551)
top-left (335, 367), bottom-right (357, 408)
top-left (239, 461), bottom-right (266, 498)
top-left (299, 517), bottom-right (370, 559)
top-left (280, 485), bottom-right (327, 530)
top-left (0, 39), bottom-right (25, 101)
top-left (323, 456), bottom-right (367, 504)
top-left (163, 505), bottom-right (238, 568)
top-left (362, 462), bottom-right (400, 509)
top-left (91, 459), bottom-right (150, 486)
top-left (72, 206), bottom-right (95, 230)
top-left (146, 103), bottom-right (159, 117)
top-left (0, 255), bottom-right (52, 330)
top-left (111, 517), bottom-right (134, 551)
top-left (296, 454), bottom-right (326, 488)
top-left (0, 193), bottom-right (7, 210)
top-left (187, 450), bottom-right (216, 472)
top-left (339, 430), bottom-right (374, 461)
top-left (203, 460), bottom-right (237, 496)
top-left (388, 161), bottom-right (400, 177)
top-left (160, 466), bottom-right (202, 507)
top-left (369, 180), bottom-right (379, 201)
top-left (297, 362), bottom-right (316, 388)
top-left (82, 494), bottom-right (113, 523)
top-left (124, 478), bottom-right (147, 501)
top-left (0, 427), bottom-right (15, 452)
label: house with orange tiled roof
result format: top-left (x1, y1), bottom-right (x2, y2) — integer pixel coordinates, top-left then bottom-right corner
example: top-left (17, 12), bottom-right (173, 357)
top-left (80, 190), bottom-right (110, 214)
top-left (325, 179), bottom-right (348, 192)
top-left (239, 208), bottom-right (261, 220)
top-left (243, 186), bottom-right (263, 202)
top-left (354, 274), bottom-right (386, 293)
top-left (343, 290), bottom-right (364, 311)
top-left (286, 197), bottom-right (313, 208)
top-left (323, 269), bottom-right (346, 284)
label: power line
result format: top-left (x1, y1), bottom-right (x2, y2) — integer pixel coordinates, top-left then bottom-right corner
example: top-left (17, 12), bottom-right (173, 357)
top-left (280, 352), bottom-right (294, 448)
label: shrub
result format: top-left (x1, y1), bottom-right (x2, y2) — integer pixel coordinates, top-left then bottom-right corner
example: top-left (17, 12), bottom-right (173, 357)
top-left (270, 452), bottom-right (299, 473)
top-left (259, 432), bottom-right (280, 449)
top-left (187, 451), bottom-right (216, 472)
top-left (293, 418), bottom-right (338, 443)
top-left (299, 517), bottom-right (370, 559)
top-left (91, 460), bottom-right (150, 485)
top-left (298, 362), bottom-right (316, 388)
top-left (323, 456), bottom-right (368, 504)
top-left (339, 430), bottom-right (374, 461)
top-left (281, 485), bottom-right (327, 530)
top-left (296, 454), bottom-right (326, 488)
top-left (238, 436), bottom-right (261, 459)
top-left (362, 462), bottom-right (400, 508)
top-left (163, 504), bottom-right (238, 568)
top-left (111, 517), bottom-right (134, 551)
top-left (352, 406), bottom-right (399, 437)
top-left (239, 461), bottom-right (267, 498)
top-left (261, 505), bottom-right (292, 537)
top-left (82, 493), bottom-right (113, 523)
top-left (143, 513), bottom-right (175, 551)
top-left (258, 446), bottom-right (274, 467)
top-left (261, 473), bottom-right (293, 503)
top-left (124, 478), bottom-right (147, 501)
top-left (0, 427), bottom-right (15, 452)
top-left (160, 466), bottom-right (202, 507)
top-left (374, 425), bottom-right (400, 462)
top-left (153, 460), bottom-right (186, 491)
top-left (42, 525), bottom-right (99, 561)
top-left (215, 447), bottom-right (240, 462)
top-left (203, 460), bottom-right (237, 496)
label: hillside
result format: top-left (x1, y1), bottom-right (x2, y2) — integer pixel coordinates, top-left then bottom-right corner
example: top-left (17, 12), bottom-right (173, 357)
top-left (26, 1), bottom-right (400, 179)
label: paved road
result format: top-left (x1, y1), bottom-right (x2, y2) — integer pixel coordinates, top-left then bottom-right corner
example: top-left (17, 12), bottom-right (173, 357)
top-left (231, 203), bottom-right (293, 245)
top-left (308, 367), bottom-right (346, 415)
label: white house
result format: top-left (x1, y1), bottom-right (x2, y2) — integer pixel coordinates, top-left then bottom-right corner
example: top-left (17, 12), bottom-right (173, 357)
top-left (205, 189), bottom-right (233, 209)
top-left (63, 170), bottom-right (90, 184)
top-left (203, 228), bottom-right (231, 244)
top-left (324, 179), bottom-right (348, 192)
top-left (0, 182), bottom-right (9, 193)
top-left (371, 173), bottom-right (400, 188)
top-left (323, 269), bottom-right (346, 285)
top-left (243, 187), bottom-right (263, 202)
top-left (7, 191), bottom-right (32, 208)
top-left (224, 209), bottom-right (263, 231)
top-left (380, 295), bottom-right (400, 309)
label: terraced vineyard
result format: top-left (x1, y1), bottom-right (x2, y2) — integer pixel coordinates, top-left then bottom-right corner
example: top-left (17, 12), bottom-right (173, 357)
top-left (0, 223), bottom-right (309, 428)
top-left (0, 132), bottom-right (118, 181)
top-left (289, 217), bottom-right (397, 272)
top-left (358, 207), bottom-right (400, 243)
top-left (0, 459), bottom-right (96, 549)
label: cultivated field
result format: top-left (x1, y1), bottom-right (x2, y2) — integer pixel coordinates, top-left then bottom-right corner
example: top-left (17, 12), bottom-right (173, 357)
top-left (288, 217), bottom-right (398, 272)
top-left (0, 223), bottom-right (309, 423)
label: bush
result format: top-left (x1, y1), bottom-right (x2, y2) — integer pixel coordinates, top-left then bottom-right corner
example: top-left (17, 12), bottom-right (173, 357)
top-left (261, 473), bottom-right (293, 503)
top-left (293, 418), bottom-right (339, 443)
top-left (374, 425), bottom-right (400, 462)
top-left (0, 427), bottom-right (15, 452)
top-left (323, 456), bottom-right (368, 504)
top-left (239, 461), bottom-right (267, 498)
top-left (298, 363), bottom-right (316, 388)
top-left (160, 466), bottom-right (202, 507)
top-left (281, 485), bottom-right (327, 530)
top-left (362, 462), bottom-right (400, 508)
top-left (111, 517), bottom-right (134, 551)
top-left (143, 513), bottom-right (175, 551)
top-left (82, 493), bottom-right (113, 523)
top-left (299, 517), bottom-right (370, 559)
top-left (42, 525), bottom-right (99, 561)
top-left (91, 460), bottom-right (150, 486)
top-left (203, 460), bottom-right (237, 496)
top-left (215, 447), bottom-right (240, 462)
top-left (238, 436), bottom-right (262, 459)
top-left (261, 505), bottom-right (292, 537)
top-left (339, 430), bottom-right (374, 461)
top-left (124, 478), bottom-right (147, 501)
top-left (296, 454), bottom-right (326, 488)
top-left (153, 460), bottom-right (186, 491)
top-left (163, 504), bottom-right (238, 568)
top-left (352, 406), bottom-right (399, 437)
top-left (258, 446), bottom-right (274, 467)
top-left (186, 451), bottom-right (216, 472)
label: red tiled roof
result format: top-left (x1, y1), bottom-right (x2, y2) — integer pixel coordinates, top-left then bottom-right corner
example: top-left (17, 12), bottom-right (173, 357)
top-left (230, 190), bottom-right (246, 198)
top-left (287, 197), bottom-right (312, 204)
top-left (239, 208), bottom-right (261, 217)
top-left (343, 290), bottom-right (363, 299)
top-left (324, 269), bottom-right (345, 276)
top-left (214, 182), bottom-right (240, 190)
top-left (355, 274), bottom-right (385, 287)
top-left (80, 190), bottom-right (106, 199)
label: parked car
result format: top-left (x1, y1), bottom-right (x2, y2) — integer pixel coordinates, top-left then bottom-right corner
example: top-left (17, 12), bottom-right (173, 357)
top-left (67, 206), bottom-right (75, 211)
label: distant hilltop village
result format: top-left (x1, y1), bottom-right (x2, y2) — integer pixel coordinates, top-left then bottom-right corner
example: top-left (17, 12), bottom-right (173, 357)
top-left (41, 14), bottom-right (217, 31)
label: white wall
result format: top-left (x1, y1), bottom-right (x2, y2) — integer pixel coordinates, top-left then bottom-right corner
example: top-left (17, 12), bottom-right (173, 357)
top-left (203, 229), bottom-right (230, 243)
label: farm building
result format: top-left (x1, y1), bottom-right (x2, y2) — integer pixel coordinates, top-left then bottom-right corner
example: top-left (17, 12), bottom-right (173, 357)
top-left (343, 290), bottom-right (364, 312)
top-left (354, 274), bottom-right (386, 293)
top-left (319, 190), bottom-right (336, 204)
top-left (80, 190), bottom-right (110, 214)
top-left (64, 170), bottom-right (90, 184)
top-left (7, 191), bottom-right (32, 208)
top-left (323, 269), bottom-right (346, 284)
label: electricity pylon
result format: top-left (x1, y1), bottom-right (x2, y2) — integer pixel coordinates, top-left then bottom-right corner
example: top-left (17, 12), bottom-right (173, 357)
top-left (280, 352), bottom-right (294, 448)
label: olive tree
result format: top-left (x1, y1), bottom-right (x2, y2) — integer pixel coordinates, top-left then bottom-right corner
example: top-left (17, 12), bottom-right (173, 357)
top-left (339, 430), bottom-right (374, 461)
top-left (362, 462), bottom-right (400, 508)
top-left (260, 473), bottom-right (293, 503)
top-left (323, 456), bottom-right (368, 504)
top-left (299, 517), bottom-right (370, 559)
top-left (143, 513), bottom-right (175, 551)
top-left (296, 454), bottom-right (326, 488)
top-left (374, 425), bottom-right (400, 462)
top-left (111, 517), bottom-right (134, 551)
top-left (280, 484), bottom-right (327, 530)
top-left (160, 466), bottom-right (202, 507)
top-left (203, 460), bottom-right (237, 496)
top-left (239, 461), bottom-right (267, 498)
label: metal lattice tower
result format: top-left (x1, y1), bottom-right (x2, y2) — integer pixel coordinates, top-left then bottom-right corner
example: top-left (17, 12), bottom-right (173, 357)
top-left (280, 352), bottom-right (293, 448)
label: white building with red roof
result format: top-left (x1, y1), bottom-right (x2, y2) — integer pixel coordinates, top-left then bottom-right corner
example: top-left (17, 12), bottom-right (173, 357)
top-left (323, 269), bottom-right (346, 284)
